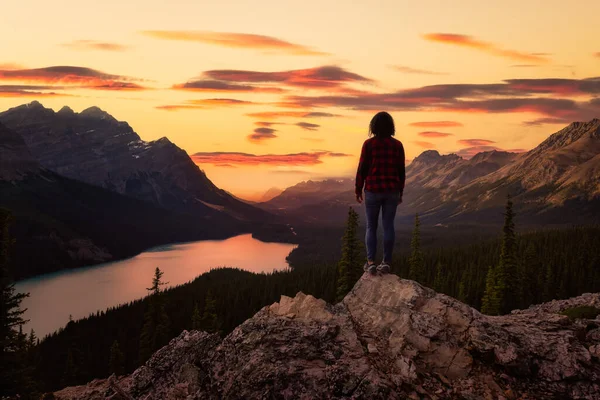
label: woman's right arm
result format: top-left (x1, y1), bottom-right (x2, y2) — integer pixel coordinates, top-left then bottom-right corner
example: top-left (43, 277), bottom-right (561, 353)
top-left (355, 141), bottom-right (371, 202)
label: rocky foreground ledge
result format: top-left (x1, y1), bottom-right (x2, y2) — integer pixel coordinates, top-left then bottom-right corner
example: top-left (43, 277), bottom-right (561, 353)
top-left (54, 274), bottom-right (600, 399)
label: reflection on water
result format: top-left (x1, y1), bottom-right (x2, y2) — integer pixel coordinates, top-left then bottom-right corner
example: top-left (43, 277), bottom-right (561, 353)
top-left (16, 234), bottom-right (296, 337)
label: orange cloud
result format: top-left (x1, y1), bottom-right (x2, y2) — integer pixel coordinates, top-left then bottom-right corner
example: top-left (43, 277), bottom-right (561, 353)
top-left (409, 121), bottom-right (463, 128)
top-left (254, 121), bottom-right (282, 127)
top-left (457, 139), bottom-right (496, 146)
top-left (173, 80), bottom-right (284, 93)
top-left (203, 66), bottom-right (373, 89)
top-left (423, 33), bottom-right (550, 63)
top-left (192, 151), bottom-right (350, 166)
top-left (248, 127), bottom-right (278, 143)
top-left (414, 141), bottom-right (436, 149)
top-left (595, 52), bottom-right (600, 58)
top-left (141, 30), bottom-right (329, 56)
top-left (246, 111), bottom-right (340, 119)
top-left (392, 65), bottom-right (446, 75)
top-left (62, 40), bottom-right (129, 51)
top-left (296, 122), bottom-right (320, 131)
top-left (0, 85), bottom-right (68, 97)
top-left (155, 105), bottom-right (204, 111)
top-left (418, 131), bottom-right (453, 138)
top-left (156, 98), bottom-right (255, 111)
top-left (0, 66), bottom-right (147, 90)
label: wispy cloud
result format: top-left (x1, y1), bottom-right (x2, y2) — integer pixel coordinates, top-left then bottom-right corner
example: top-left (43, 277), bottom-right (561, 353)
top-left (246, 111), bottom-right (341, 119)
top-left (191, 151), bottom-right (350, 166)
top-left (156, 98), bottom-right (255, 111)
top-left (62, 40), bottom-right (129, 51)
top-left (295, 122), bottom-right (320, 131)
top-left (409, 121), bottom-right (463, 128)
top-left (0, 85), bottom-right (69, 97)
top-left (423, 33), bottom-right (550, 63)
top-left (279, 77), bottom-right (600, 122)
top-left (203, 66), bottom-right (373, 89)
top-left (141, 30), bottom-right (328, 56)
top-left (457, 139), bottom-right (496, 146)
top-left (173, 80), bottom-right (284, 93)
top-left (248, 127), bottom-right (278, 143)
top-left (392, 65), bottom-right (447, 75)
top-left (414, 141), bottom-right (436, 149)
top-left (0, 66), bottom-right (147, 91)
top-left (418, 131), bottom-right (453, 138)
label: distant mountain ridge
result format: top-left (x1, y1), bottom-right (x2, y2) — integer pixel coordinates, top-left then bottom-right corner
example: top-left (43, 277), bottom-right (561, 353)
top-left (264, 119), bottom-right (600, 225)
top-left (0, 101), bottom-right (267, 221)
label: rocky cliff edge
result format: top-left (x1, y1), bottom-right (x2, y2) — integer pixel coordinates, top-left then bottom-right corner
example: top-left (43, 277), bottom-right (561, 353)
top-left (54, 274), bottom-right (600, 399)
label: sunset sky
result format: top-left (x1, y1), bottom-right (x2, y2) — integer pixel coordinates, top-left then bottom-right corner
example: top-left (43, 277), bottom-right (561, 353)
top-left (1, 0), bottom-right (599, 200)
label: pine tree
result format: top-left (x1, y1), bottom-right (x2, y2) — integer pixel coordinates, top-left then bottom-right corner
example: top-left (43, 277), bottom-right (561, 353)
top-left (481, 265), bottom-right (501, 315)
top-left (191, 303), bottom-right (202, 330)
top-left (497, 195), bottom-right (519, 314)
top-left (336, 207), bottom-right (362, 302)
top-left (481, 195), bottom-right (518, 315)
top-left (0, 210), bottom-right (34, 398)
top-left (139, 267), bottom-right (171, 363)
top-left (408, 214), bottom-right (425, 282)
top-left (108, 340), bottom-right (125, 376)
top-left (201, 290), bottom-right (220, 334)
top-left (432, 261), bottom-right (444, 292)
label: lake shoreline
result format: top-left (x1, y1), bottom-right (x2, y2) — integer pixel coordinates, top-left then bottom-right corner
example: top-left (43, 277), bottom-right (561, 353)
top-left (16, 234), bottom-right (297, 337)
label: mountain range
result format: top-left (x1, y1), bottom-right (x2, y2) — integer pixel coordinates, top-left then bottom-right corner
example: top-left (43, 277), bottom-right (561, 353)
top-left (261, 119), bottom-right (600, 225)
top-left (0, 101), bottom-right (265, 221)
top-left (0, 102), bottom-right (274, 280)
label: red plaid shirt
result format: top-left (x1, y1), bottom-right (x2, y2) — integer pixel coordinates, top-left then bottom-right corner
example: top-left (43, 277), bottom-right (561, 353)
top-left (355, 137), bottom-right (405, 195)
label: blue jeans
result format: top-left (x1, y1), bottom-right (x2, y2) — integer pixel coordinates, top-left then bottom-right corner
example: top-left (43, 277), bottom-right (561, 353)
top-left (364, 191), bottom-right (400, 263)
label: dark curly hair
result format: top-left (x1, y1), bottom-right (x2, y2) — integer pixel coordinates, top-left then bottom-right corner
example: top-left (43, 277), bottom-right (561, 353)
top-left (369, 111), bottom-right (395, 137)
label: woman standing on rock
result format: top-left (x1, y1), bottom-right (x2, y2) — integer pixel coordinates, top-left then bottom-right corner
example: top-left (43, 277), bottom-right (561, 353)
top-left (355, 111), bottom-right (406, 274)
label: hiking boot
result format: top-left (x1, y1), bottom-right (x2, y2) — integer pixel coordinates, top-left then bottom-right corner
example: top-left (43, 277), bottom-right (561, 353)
top-left (377, 262), bottom-right (391, 274)
top-left (363, 262), bottom-right (377, 274)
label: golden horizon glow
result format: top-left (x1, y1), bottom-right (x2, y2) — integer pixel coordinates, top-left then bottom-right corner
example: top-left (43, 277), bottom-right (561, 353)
top-left (1, 0), bottom-right (600, 199)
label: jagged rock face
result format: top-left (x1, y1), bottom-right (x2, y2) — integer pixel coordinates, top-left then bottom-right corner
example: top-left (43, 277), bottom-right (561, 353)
top-left (0, 122), bottom-right (38, 180)
top-left (54, 275), bottom-right (600, 399)
top-left (0, 102), bottom-right (264, 220)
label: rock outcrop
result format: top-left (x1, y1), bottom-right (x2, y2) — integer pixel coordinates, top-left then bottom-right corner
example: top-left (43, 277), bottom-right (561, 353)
top-left (53, 274), bottom-right (600, 399)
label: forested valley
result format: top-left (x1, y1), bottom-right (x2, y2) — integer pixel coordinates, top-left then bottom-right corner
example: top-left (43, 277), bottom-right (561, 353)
top-left (2, 202), bottom-right (600, 396)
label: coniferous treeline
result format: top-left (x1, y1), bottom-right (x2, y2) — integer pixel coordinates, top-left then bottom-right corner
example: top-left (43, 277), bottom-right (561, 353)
top-left (4, 203), bottom-right (600, 395)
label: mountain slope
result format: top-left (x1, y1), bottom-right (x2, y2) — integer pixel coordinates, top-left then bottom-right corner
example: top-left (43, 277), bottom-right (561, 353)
top-left (54, 275), bottom-right (600, 399)
top-left (465, 118), bottom-right (600, 203)
top-left (261, 120), bottom-right (600, 225)
top-left (263, 179), bottom-right (353, 210)
top-left (0, 121), bottom-right (242, 279)
top-left (0, 101), bottom-right (268, 221)
top-left (0, 121), bottom-right (38, 180)
top-left (0, 170), bottom-right (242, 280)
